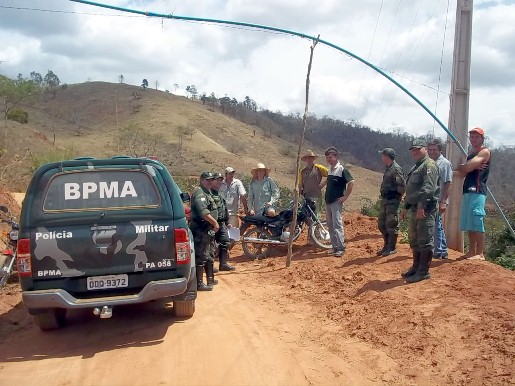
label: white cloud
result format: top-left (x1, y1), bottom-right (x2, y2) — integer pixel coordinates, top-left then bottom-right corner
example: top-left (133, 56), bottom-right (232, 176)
top-left (0, 0), bottom-right (514, 146)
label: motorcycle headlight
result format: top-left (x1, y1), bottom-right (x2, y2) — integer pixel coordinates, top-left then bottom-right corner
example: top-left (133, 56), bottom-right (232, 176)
top-left (9, 230), bottom-right (18, 241)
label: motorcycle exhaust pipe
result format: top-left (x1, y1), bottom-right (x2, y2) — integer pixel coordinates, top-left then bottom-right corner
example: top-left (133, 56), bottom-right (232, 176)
top-left (242, 237), bottom-right (287, 245)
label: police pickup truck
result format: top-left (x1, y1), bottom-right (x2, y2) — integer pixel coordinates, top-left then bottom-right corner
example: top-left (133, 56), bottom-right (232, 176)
top-left (17, 157), bottom-right (196, 330)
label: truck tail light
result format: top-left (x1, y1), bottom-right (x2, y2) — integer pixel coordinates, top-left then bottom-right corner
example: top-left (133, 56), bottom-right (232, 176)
top-left (174, 228), bottom-right (191, 265)
top-left (16, 238), bottom-right (32, 277)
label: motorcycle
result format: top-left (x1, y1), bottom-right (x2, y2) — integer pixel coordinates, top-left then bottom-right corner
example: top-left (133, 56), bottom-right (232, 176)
top-left (0, 205), bottom-right (19, 289)
top-left (240, 197), bottom-right (332, 259)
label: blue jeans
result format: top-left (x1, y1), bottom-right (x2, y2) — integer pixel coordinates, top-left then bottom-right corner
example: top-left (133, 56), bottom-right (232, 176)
top-left (434, 213), bottom-right (448, 256)
top-left (326, 201), bottom-right (345, 252)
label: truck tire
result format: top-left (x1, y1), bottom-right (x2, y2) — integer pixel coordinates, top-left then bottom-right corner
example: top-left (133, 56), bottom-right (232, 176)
top-left (173, 300), bottom-right (195, 318)
top-left (33, 308), bottom-right (67, 331)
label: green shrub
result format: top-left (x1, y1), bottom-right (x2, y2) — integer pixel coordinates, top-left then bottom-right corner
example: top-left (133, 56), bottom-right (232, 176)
top-left (486, 214), bottom-right (515, 270)
top-left (361, 198), bottom-right (381, 217)
top-left (30, 149), bottom-right (78, 172)
top-left (7, 108), bottom-right (29, 124)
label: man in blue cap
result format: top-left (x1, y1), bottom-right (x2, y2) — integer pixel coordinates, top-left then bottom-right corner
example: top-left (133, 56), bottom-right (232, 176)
top-left (400, 139), bottom-right (440, 283)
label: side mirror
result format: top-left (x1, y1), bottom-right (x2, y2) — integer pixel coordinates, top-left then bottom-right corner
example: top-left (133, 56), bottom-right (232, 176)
top-left (0, 205), bottom-right (8, 213)
top-left (180, 192), bottom-right (191, 203)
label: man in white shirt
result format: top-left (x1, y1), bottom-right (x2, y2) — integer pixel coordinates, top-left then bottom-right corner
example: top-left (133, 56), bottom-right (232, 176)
top-left (220, 167), bottom-right (248, 228)
top-left (427, 138), bottom-right (453, 259)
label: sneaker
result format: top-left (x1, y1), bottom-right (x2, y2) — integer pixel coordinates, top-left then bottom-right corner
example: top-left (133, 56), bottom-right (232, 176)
top-left (440, 252), bottom-right (448, 259)
top-left (334, 250), bottom-right (344, 257)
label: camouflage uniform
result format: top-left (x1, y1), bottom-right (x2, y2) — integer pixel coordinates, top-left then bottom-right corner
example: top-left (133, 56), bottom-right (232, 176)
top-left (211, 175), bottom-right (235, 271)
top-left (402, 141), bottom-right (440, 283)
top-left (378, 158), bottom-right (406, 255)
top-left (189, 173), bottom-right (218, 290)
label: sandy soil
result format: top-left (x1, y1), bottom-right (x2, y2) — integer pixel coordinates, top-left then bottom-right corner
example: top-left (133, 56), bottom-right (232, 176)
top-left (0, 195), bottom-right (513, 386)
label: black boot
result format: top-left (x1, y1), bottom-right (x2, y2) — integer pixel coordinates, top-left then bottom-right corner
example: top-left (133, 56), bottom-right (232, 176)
top-left (196, 265), bottom-right (213, 291)
top-left (376, 234), bottom-right (388, 256)
top-left (406, 250), bottom-right (433, 283)
top-left (219, 247), bottom-right (235, 271)
top-left (401, 250), bottom-right (421, 278)
top-left (381, 234), bottom-right (398, 256)
top-left (205, 260), bottom-right (218, 286)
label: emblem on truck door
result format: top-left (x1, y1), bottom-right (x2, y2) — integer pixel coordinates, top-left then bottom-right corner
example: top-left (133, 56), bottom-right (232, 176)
top-left (90, 225), bottom-right (122, 255)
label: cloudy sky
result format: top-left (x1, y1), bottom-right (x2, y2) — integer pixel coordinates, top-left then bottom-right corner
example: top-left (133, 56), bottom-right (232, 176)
top-left (1, 0), bottom-right (514, 147)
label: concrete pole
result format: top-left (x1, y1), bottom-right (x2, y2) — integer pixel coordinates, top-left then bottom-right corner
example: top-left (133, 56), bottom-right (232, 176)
top-left (445, 0), bottom-right (473, 252)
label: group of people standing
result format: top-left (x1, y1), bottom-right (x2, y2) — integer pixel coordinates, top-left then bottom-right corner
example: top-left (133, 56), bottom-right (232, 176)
top-left (188, 126), bottom-right (490, 290)
top-left (378, 127), bottom-right (490, 283)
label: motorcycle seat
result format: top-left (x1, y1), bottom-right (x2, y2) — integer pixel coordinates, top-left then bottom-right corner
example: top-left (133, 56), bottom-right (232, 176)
top-left (241, 214), bottom-right (280, 224)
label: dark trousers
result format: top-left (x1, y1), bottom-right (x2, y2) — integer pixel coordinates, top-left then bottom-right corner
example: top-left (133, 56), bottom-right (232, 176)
top-left (193, 230), bottom-right (214, 265)
top-left (408, 207), bottom-right (437, 252)
top-left (378, 199), bottom-right (401, 236)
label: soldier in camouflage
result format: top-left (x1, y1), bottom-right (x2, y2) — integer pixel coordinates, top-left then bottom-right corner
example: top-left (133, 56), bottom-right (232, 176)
top-left (189, 172), bottom-right (219, 291)
top-left (212, 172), bottom-right (236, 272)
top-left (400, 139), bottom-right (440, 283)
top-left (377, 148), bottom-right (406, 257)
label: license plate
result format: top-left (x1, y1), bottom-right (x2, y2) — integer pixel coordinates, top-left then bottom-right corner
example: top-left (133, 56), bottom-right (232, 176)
top-left (87, 274), bottom-right (128, 290)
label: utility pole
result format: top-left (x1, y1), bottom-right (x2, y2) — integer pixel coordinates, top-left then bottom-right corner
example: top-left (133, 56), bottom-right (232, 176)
top-left (445, 0), bottom-right (473, 252)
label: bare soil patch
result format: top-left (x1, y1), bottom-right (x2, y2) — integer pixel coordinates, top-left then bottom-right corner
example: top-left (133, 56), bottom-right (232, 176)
top-left (1, 196), bottom-right (513, 385)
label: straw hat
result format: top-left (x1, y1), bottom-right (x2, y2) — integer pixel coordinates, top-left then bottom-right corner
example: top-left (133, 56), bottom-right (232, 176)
top-left (250, 162), bottom-right (270, 178)
top-left (301, 149), bottom-right (317, 161)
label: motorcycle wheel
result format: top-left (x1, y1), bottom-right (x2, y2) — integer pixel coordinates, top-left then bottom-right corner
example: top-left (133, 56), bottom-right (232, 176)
top-left (241, 226), bottom-right (272, 260)
top-left (309, 221), bottom-right (333, 249)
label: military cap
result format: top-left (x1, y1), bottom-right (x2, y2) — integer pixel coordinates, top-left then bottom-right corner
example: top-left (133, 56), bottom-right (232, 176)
top-left (213, 172), bottom-right (223, 179)
top-left (200, 171), bottom-right (215, 180)
top-left (409, 138), bottom-right (426, 150)
top-left (378, 148), bottom-right (396, 159)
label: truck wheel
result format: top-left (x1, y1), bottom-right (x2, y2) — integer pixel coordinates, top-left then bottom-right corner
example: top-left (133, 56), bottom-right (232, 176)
top-left (33, 309), bottom-right (67, 331)
top-left (173, 300), bottom-right (195, 318)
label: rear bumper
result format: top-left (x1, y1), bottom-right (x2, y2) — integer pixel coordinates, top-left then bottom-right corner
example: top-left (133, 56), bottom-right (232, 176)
top-left (22, 277), bottom-right (189, 310)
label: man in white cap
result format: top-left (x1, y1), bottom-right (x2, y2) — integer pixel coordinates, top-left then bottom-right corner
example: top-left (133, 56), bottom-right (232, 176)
top-left (220, 166), bottom-right (248, 228)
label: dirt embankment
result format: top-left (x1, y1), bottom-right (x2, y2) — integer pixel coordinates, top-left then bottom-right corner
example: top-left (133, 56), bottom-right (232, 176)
top-left (0, 194), bottom-right (513, 385)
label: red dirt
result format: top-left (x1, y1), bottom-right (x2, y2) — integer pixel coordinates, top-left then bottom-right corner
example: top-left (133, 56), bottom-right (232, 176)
top-left (0, 195), bottom-right (513, 385)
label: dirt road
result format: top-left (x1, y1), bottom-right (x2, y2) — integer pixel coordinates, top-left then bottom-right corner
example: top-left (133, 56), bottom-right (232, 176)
top-left (0, 270), bottom-right (377, 386)
top-left (0, 194), bottom-right (513, 385)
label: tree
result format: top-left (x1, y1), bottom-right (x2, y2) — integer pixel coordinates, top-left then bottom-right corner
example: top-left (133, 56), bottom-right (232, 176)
top-left (29, 72), bottom-right (43, 86)
top-left (0, 75), bottom-right (40, 121)
top-left (43, 70), bottom-right (60, 88)
top-left (117, 122), bottom-right (166, 157)
top-left (119, 74), bottom-right (124, 83)
top-left (142, 79), bottom-right (148, 89)
top-left (43, 70), bottom-right (61, 98)
top-left (185, 85), bottom-right (198, 99)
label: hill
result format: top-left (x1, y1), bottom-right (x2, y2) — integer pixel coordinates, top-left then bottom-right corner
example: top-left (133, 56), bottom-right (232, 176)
top-left (1, 81), bottom-right (380, 212)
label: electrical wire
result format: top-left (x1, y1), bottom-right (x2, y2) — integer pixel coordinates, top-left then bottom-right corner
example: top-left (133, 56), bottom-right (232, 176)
top-left (432, 0), bottom-right (451, 136)
top-left (351, 0), bottom-right (384, 119)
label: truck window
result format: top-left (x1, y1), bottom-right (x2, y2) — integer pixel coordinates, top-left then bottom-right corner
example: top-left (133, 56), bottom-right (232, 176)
top-left (43, 170), bottom-right (160, 212)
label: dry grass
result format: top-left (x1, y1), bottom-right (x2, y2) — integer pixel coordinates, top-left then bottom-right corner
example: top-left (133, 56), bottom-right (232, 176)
top-left (2, 81), bottom-right (381, 211)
